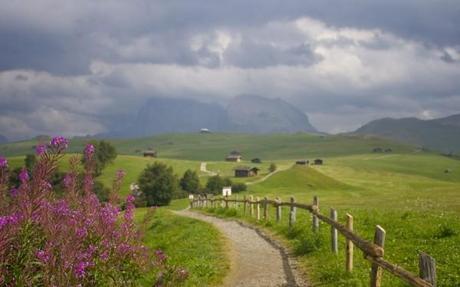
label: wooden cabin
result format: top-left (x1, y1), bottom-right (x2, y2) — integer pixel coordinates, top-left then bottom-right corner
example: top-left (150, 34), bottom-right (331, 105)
top-left (225, 154), bottom-right (242, 162)
top-left (143, 150), bottom-right (157, 158)
top-left (234, 167), bottom-right (260, 177)
top-left (296, 160), bottom-right (309, 165)
top-left (251, 158), bottom-right (262, 163)
top-left (314, 159), bottom-right (323, 165)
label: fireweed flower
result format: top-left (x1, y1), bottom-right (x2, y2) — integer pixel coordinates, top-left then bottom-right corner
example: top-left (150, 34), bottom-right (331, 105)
top-left (19, 168), bottom-right (29, 183)
top-left (84, 144), bottom-right (95, 159)
top-left (10, 188), bottom-right (18, 197)
top-left (0, 156), bottom-right (7, 168)
top-left (50, 136), bottom-right (69, 151)
top-left (35, 144), bottom-right (47, 156)
top-left (36, 249), bottom-right (51, 263)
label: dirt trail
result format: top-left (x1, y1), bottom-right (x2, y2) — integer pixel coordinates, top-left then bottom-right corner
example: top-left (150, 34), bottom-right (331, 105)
top-left (175, 209), bottom-right (308, 287)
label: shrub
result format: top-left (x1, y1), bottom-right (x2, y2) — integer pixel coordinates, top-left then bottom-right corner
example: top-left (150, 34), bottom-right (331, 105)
top-left (180, 169), bottom-right (200, 194)
top-left (231, 183), bottom-right (247, 193)
top-left (269, 163), bottom-right (277, 173)
top-left (206, 175), bottom-right (232, 195)
top-left (138, 162), bottom-right (178, 206)
top-left (81, 140), bottom-right (117, 176)
top-left (0, 138), bottom-right (187, 286)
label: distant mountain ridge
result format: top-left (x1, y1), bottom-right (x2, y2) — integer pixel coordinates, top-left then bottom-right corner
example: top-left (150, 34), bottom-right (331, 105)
top-left (353, 114), bottom-right (460, 154)
top-left (103, 95), bottom-right (318, 137)
top-left (0, 134), bottom-right (8, 144)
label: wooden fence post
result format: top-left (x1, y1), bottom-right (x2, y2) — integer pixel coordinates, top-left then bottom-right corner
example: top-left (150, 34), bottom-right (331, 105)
top-left (312, 196), bottom-right (319, 232)
top-left (330, 208), bottom-right (338, 254)
top-left (419, 253), bottom-right (436, 287)
top-left (256, 197), bottom-right (261, 221)
top-left (276, 197), bottom-right (281, 222)
top-left (346, 213), bottom-right (354, 272)
top-left (236, 195), bottom-right (239, 209)
top-left (370, 225), bottom-right (386, 287)
top-left (225, 196), bottom-right (229, 209)
top-left (249, 196), bottom-right (254, 217)
top-left (243, 196), bottom-right (247, 215)
top-left (263, 197), bottom-right (268, 220)
top-left (289, 197), bottom-right (296, 228)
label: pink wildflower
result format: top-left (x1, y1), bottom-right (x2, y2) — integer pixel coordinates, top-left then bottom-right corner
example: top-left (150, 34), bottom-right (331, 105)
top-left (0, 156), bottom-right (7, 168)
top-left (36, 249), bottom-right (50, 263)
top-left (50, 136), bottom-right (69, 151)
top-left (35, 144), bottom-right (47, 156)
top-left (19, 168), bottom-right (29, 184)
top-left (84, 144), bottom-right (95, 160)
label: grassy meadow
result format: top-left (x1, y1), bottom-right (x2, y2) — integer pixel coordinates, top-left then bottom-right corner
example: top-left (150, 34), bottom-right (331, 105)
top-left (2, 133), bottom-right (460, 286)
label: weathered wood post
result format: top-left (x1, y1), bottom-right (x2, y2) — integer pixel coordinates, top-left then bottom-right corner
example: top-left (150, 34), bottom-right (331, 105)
top-left (243, 195), bottom-right (247, 215)
top-left (263, 197), bottom-right (268, 220)
top-left (190, 198), bottom-right (193, 209)
top-left (275, 197), bottom-right (282, 222)
top-left (256, 197), bottom-right (261, 221)
top-left (346, 213), bottom-right (354, 272)
top-left (225, 196), bottom-right (229, 209)
top-left (249, 195), bottom-right (254, 217)
top-left (370, 225), bottom-right (386, 287)
top-left (289, 197), bottom-right (296, 228)
top-left (312, 196), bottom-right (319, 232)
top-left (236, 195), bottom-right (239, 209)
top-left (330, 208), bottom-right (338, 254)
top-left (419, 253), bottom-right (436, 287)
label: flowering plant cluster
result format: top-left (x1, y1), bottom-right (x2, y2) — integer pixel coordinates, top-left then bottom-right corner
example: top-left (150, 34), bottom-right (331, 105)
top-left (0, 137), bottom-right (187, 286)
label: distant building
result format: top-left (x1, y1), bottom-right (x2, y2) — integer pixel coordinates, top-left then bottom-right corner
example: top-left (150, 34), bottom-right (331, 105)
top-left (143, 150), bottom-right (157, 157)
top-left (234, 166), bottom-right (260, 177)
top-left (200, 128), bottom-right (211, 134)
top-left (229, 150), bottom-right (241, 156)
top-left (226, 154), bottom-right (242, 162)
top-left (372, 147), bottom-right (383, 153)
top-left (314, 159), bottom-right (323, 165)
top-left (251, 158), bottom-right (262, 164)
top-left (296, 160), bottom-right (309, 165)
top-left (384, 148), bottom-right (393, 153)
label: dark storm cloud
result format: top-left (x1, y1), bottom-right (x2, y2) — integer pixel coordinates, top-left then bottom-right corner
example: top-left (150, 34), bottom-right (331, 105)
top-left (0, 0), bottom-right (460, 139)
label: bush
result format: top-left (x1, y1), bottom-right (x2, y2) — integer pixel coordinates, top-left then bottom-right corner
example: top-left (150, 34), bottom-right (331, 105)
top-left (180, 169), bottom-right (200, 194)
top-left (206, 175), bottom-right (232, 195)
top-left (138, 162), bottom-right (178, 206)
top-left (269, 163), bottom-right (277, 173)
top-left (231, 183), bottom-right (247, 193)
top-left (0, 138), bottom-right (187, 286)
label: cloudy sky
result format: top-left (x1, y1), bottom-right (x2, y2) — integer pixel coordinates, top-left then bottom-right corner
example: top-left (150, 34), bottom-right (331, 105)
top-left (1, 0), bottom-right (460, 140)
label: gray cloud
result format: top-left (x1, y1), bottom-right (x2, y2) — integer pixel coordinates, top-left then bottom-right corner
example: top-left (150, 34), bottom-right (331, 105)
top-left (0, 0), bottom-right (460, 139)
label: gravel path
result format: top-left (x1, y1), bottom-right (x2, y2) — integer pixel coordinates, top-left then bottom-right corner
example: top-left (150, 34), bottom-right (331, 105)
top-left (175, 209), bottom-right (308, 287)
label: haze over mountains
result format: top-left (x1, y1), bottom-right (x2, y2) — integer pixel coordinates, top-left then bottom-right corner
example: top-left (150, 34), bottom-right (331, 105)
top-left (353, 114), bottom-right (460, 154)
top-left (103, 95), bottom-right (318, 137)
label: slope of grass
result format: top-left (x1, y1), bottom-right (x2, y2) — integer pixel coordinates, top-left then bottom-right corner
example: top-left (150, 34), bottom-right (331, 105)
top-left (135, 208), bottom-right (229, 286)
top-left (0, 133), bottom-right (415, 160)
top-left (201, 153), bottom-right (460, 286)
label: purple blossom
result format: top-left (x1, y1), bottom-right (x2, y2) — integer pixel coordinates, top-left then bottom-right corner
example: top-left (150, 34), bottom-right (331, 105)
top-left (76, 227), bottom-right (87, 238)
top-left (74, 261), bottom-right (92, 278)
top-left (19, 168), bottom-right (29, 184)
top-left (154, 250), bottom-right (167, 264)
top-left (35, 144), bottom-right (47, 156)
top-left (0, 156), bottom-right (7, 168)
top-left (36, 249), bottom-right (51, 263)
top-left (0, 213), bottom-right (20, 230)
top-left (10, 188), bottom-right (18, 197)
top-left (116, 169), bottom-right (126, 180)
top-left (63, 173), bottom-right (75, 189)
top-left (84, 144), bottom-right (95, 159)
top-left (177, 268), bottom-right (189, 280)
top-left (50, 136), bottom-right (69, 150)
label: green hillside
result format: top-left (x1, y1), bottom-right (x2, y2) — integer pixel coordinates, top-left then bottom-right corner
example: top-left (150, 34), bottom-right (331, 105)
top-left (0, 133), bottom-right (415, 160)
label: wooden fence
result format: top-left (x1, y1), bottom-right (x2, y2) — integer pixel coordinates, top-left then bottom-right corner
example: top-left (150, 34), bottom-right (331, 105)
top-left (191, 195), bottom-right (437, 287)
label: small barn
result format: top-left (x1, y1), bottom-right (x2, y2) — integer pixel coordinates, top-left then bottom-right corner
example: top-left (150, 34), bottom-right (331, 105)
top-left (384, 148), bottom-right (393, 153)
top-left (296, 160), bottom-right (309, 165)
top-left (234, 166), bottom-right (260, 177)
top-left (372, 147), bottom-right (383, 153)
top-left (226, 154), bottom-right (242, 162)
top-left (314, 159), bottom-right (323, 165)
top-left (143, 150), bottom-right (157, 157)
top-left (251, 158), bottom-right (262, 164)
top-left (200, 128), bottom-right (211, 134)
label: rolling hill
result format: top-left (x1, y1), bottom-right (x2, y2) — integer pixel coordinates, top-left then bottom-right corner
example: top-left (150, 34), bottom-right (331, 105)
top-left (0, 133), bottom-right (415, 160)
top-left (353, 114), bottom-right (460, 154)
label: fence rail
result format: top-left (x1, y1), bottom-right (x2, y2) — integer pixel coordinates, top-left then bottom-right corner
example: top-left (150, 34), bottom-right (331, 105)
top-left (190, 195), bottom-right (436, 287)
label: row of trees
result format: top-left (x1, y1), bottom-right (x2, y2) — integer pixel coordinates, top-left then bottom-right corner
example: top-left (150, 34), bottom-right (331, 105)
top-left (137, 163), bottom-right (247, 207)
